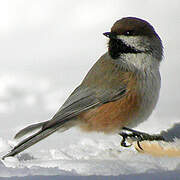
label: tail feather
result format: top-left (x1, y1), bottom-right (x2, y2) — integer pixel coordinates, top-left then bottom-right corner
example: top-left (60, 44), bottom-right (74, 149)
top-left (2, 123), bottom-right (64, 160)
top-left (14, 121), bottom-right (48, 139)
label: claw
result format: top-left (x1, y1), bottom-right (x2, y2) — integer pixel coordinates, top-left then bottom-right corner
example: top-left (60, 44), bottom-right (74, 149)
top-left (119, 132), bottom-right (132, 147)
top-left (137, 141), bottom-right (143, 150)
top-left (119, 127), bottom-right (165, 148)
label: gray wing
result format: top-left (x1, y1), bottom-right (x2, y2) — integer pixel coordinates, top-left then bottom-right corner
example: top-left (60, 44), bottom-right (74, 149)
top-left (42, 84), bottom-right (126, 130)
top-left (2, 83), bottom-right (126, 159)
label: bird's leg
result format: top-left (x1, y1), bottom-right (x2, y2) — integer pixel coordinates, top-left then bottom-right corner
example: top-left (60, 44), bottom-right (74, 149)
top-left (119, 127), bottom-right (165, 148)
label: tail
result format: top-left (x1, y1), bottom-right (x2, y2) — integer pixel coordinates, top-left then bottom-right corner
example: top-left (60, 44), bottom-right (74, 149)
top-left (14, 121), bottom-right (47, 139)
top-left (2, 121), bottom-right (66, 160)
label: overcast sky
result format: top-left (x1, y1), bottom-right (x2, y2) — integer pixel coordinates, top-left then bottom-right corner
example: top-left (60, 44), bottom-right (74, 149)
top-left (0, 0), bottom-right (179, 138)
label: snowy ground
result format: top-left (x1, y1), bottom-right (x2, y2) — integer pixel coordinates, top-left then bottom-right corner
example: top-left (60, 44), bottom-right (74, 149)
top-left (1, 122), bottom-right (180, 179)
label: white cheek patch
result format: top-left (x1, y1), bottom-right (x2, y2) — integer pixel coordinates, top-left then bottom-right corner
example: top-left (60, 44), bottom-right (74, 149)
top-left (117, 35), bottom-right (147, 51)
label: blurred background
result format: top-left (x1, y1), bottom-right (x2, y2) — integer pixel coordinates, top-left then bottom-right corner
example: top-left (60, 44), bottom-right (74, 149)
top-left (0, 0), bottom-right (179, 149)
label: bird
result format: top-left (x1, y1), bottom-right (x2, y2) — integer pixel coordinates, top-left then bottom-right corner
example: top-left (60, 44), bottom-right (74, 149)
top-left (2, 17), bottom-right (164, 159)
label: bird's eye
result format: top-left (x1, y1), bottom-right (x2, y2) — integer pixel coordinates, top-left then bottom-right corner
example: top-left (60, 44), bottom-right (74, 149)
top-left (124, 30), bottom-right (135, 36)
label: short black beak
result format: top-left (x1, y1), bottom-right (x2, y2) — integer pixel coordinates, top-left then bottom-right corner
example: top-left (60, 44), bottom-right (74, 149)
top-left (103, 32), bottom-right (117, 39)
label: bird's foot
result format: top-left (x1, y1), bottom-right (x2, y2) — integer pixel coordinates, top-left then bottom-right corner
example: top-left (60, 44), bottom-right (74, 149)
top-left (119, 127), bottom-right (165, 148)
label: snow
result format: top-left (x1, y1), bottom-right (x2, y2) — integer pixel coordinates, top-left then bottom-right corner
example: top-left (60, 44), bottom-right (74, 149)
top-left (1, 128), bottom-right (180, 179)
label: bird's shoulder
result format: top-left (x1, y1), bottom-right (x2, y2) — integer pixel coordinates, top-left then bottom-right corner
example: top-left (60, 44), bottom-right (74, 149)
top-left (82, 52), bottom-right (137, 93)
